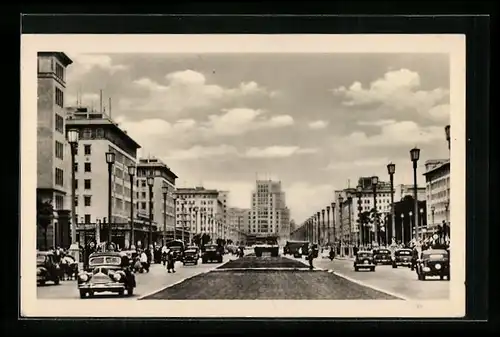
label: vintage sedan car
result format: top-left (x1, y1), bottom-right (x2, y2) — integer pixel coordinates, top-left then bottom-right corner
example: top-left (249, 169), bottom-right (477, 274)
top-left (415, 249), bottom-right (450, 281)
top-left (392, 248), bottom-right (413, 268)
top-left (37, 251), bottom-right (61, 286)
top-left (77, 252), bottom-right (136, 298)
top-left (354, 250), bottom-right (376, 272)
top-left (183, 246), bottom-right (200, 265)
top-left (201, 244), bottom-right (223, 263)
top-left (373, 248), bottom-right (392, 265)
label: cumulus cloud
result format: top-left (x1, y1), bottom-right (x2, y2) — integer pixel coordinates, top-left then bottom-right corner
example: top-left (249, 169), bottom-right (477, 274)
top-left (333, 69), bottom-right (449, 121)
top-left (325, 157), bottom-right (390, 170)
top-left (120, 70), bottom-right (277, 115)
top-left (244, 146), bottom-right (318, 158)
top-left (165, 145), bottom-right (239, 160)
top-left (340, 120), bottom-right (443, 148)
top-left (67, 54), bottom-right (128, 78)
top-left (308, 120), bottom-right (329, 129)
top-left (201, 180), bottom-right (255, 208)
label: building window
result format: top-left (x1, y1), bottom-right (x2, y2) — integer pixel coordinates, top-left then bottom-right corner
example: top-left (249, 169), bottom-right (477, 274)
top-left (84, 214), bottom-right (91, 223)
top-left (74, 196), bottom-right (79, 207)
top-left (74, 163), bottom-right (78, 172)
top-left (55, 168), bottom-right (64, 186)
top-left (84, 162), bottom-right (91, 172)
top-left (55, 114), bottom-right (64, 133)
top-left (74, 179), bottom-right (78, 190)
top-left (84, 144), bottom-right (92, 155)
top-left (55, 87), bottom-right (64, 107)
top-left (55, 195), bottom-right (64, 210)
top-left (141, 202), bottom-right (146, 210)
top-left (55, 63), bottom-right (65, 81)
top-left (84, 179), bottom-right (91, 189)
top-left (55, 140), bottom-right (64, 159)
top-left (84, 196), bottom-right (92, 207)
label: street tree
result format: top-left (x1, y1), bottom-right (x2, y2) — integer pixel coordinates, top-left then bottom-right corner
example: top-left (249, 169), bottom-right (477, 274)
top-left (37, 198), bottom-right (54, 250)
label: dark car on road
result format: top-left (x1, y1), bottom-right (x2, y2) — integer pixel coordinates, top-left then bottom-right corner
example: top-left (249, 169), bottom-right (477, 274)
top-left (165, 240), bottom-right (185, 261)
top-left (354, 250), bottom-right (376, 272)
top-left (392, 248), bottom-right (413, 268)
top-left (202, 244), bottom-right (223, 263)
top-left (37, 251), bottom-right (61, 286)
top-left (373, 248), bottom-right (392, 265)
top-left (77, 251), bottom-right (136, 298)
top-left (415, 249), bottom-right (450, 281)
top-left (254, 236), bottom-right (280, 257)
top-left (183, 246), bottom-right (200, 265)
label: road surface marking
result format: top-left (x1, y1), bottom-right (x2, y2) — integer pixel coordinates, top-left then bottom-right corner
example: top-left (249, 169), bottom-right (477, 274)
top-left (331, 270), bottom-right (412, 301)
top-left (137, 259), bottom-right (232, 300)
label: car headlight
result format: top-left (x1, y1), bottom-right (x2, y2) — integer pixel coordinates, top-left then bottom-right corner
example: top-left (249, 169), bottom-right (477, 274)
top-left (78, 273), bottom-right (89, 282)
top-left (113, 273), bottom-right (122, 281)
top-left (37, 268), bottom-right (43, 275)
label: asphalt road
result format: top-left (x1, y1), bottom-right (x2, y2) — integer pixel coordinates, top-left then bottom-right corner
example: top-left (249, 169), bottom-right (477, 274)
top-left (37, 255), bottom-right (232, 300)
top-left (143, 256), bottom-right (400, 300)
top-left (312, 257), bottom-right (451, 300)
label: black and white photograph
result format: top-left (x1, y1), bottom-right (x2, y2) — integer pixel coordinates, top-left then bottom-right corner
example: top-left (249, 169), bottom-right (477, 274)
top-left (21, 34), bottom-right (466, 317)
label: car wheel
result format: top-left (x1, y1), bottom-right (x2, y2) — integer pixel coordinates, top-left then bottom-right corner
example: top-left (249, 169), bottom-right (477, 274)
top-left (54, 277), bottom-right (60, 285)
top-left (440, 275), bottom-right (444, 280)
top-left (118, 289), bottom-right (124, 296)
top-left (183, 262), bottom-right (186, 266)
top-left (354, 267), bottom-right (359, 272)
top-left (218, 258), bottom-right (223, 263)
top-left (194, 261), bottom-right (198, 265)
top-left (202, 259), bottom-right (207, 264)
top-left (392, 264), bottom-right (397, 269)
top-left (38, 280), bottom-right (45, 286)
top-left (79, 290), bottom-right (87, 299)
top-left (370, 267), bottom-right (375, 272)
top-left (411, 266), bottom-right (414, 271)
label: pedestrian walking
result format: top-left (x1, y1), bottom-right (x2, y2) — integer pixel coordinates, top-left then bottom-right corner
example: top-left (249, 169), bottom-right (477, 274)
top-left (307, 247), bottom-right (315, 270)
top-left (140, 249), bottom-right (149, 273)
top-left (161, 245), bottom-right (168, 266)
top-left (166, 250), bottom-right (176, 273)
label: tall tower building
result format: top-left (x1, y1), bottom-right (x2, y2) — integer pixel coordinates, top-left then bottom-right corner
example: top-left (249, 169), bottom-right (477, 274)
top-left (37, 52), bottom-right (73, 250)
top-left (250, 180), bottom-right (288, 236)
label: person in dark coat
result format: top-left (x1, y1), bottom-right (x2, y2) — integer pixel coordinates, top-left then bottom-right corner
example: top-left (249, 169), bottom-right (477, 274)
top-left (307, 247), bottom-right (315, 270)
top-left (166, 250), bottom-right (176, 273)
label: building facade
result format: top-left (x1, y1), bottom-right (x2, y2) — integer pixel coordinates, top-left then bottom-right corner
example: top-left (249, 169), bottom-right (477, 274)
top-left (227, 207), bottom-right (250, 243)
top-left (175, 187), bottom-right (226, 243)
top-left (250, 180), bottom-right (289, 237)
top-left (396, 184), bottom-right (426, 202)
top-left (423, 159), bottom-right (450, 234)
top-left (65, 107), bottom-right (141, 248)
top-left (37, 52), bottom-right (73, 250)
top-left (136, 157), bottom-right (178, 245)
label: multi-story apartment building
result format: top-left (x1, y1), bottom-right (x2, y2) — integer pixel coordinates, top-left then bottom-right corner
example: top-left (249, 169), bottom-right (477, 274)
top-left (136, 157), bottom-right (178, 245)
top-left (250, 180), bottom-right (288, 237)
top-left (423, 159), bottom-right (450, 234)
top-left (65, 107), bottom-right (141, 248)
top-left (174, 186), bottom-right (227, 243)
top-left (37, 52), bottom-right (73, 250)
top-left (227, 207), bottom-right (250, 243)
top-left (396, 184), bottom-right (426, 202)
top-left (217, 190), bottom-right (229, 239)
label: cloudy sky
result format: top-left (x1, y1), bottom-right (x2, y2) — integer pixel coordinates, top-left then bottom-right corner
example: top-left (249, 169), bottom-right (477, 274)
top-left (65, 53), bottom-right (450, 224)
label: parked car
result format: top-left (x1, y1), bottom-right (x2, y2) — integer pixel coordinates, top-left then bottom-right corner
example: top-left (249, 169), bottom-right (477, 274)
top-left (201, 244), bottom-right (223, 263)
top-left (77, 251), bottom-right (136, 298)
top-left (392, 248), bottom-right (413, 268)
top-left (373, 248), bottom-right (392, 265)
top-left (165, 240), bottom-right (185, 261)
top-left (415, 249), bottom-right (450, 281)
top-left (183, 246), bottom-right (200, 265)
top-left (284, 240), bottom-right (309, 257)
top-left (37, 251), bottom-right (61, 286)
top-left (354, 250), bottom-right (376, 272)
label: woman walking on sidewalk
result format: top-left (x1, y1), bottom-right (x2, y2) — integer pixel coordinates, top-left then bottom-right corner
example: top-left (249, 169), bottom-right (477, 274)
top-left (166, 250), bottom-right (176, 273)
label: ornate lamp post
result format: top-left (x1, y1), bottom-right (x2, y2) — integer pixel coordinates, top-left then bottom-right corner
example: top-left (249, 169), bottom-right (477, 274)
top-left (387, 162), bottom-right (396, 245)
top-left (331, 202), bottom-right (336, 251)
top-left (146, 176), bottom-right (154, 247)
top-left (105, 151), bottom-right (116, 245)
top-left (172, 192), bottom-right (177, 240)
top-left (316, 211), bottom-right (321, 245)
top-left (127, 165), bottom-right (136, 248)
top-left (193, 206), bottom-right (199, 244)
top-left (162, 185), bottom-right (168, 246)
top-left (338, 195), bottom-right (344, 257)
top-left (431, 205), bottom-right (435, 233)
top-left (410, 147), bottom-right (421, 241)
top-left (371, 176), bottom-right (379, 246)
top-left (400, 213), bottom-right (405, 245)
top-left (409, 210), bottom-right (414, 242)
top-left (419, 208), bottom-right (424, 238)
top-left (321, 209), bottom-right (325, 246)
top-left (67, 129), bottom-right (79, 261)
top-left (347, 194), bottom-right (353, 257)
top-left (356, 185), bottom-right (363, 247)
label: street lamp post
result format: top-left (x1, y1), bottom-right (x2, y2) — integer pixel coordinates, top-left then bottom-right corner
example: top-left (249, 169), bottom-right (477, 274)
top-left (444, 200), bottom-right (450, 235)
top-left (409, 211), bottom-right (413, 242)
top-left (67, 129), bottom-right (79, 261)
top-left (347, 195), bottom-right (353, 257)
top-left (410, 147), bottom-right (421, 242)
top-left (356, 185), bottom-right (363, 247)
top-left (400, 213), bottom-right (405, 245)
top-left (127, 165), bottom-right (136, 249)
top-left (387, 162), bottom-right (396, 245)
top-left (326, 206), bottom-right (331, 245)
top-left (162, 186), bottom-right (168, 246)
top-left (371, 176), bottom-right (379, 246)
top-left (338, 195), bottom-right (344, 257)
top-left (172, 193), bottom-right (177, 240)
top-left (317, 211), bottom-right (321, 246)
top-left (445, 125), bottom-right (451, 150)
top-left (193, 206), bottom-right (199, 244)
top-left (321, 209), bottom-right (325, 246)
top-left (105, 151), bottom-right (116, 245)
top-left (419, 208), bottom-right (424, 239)
top-left (331, 202), bottom-right (336, 251)
top-left (147, 176), bottom-right (154, 247)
